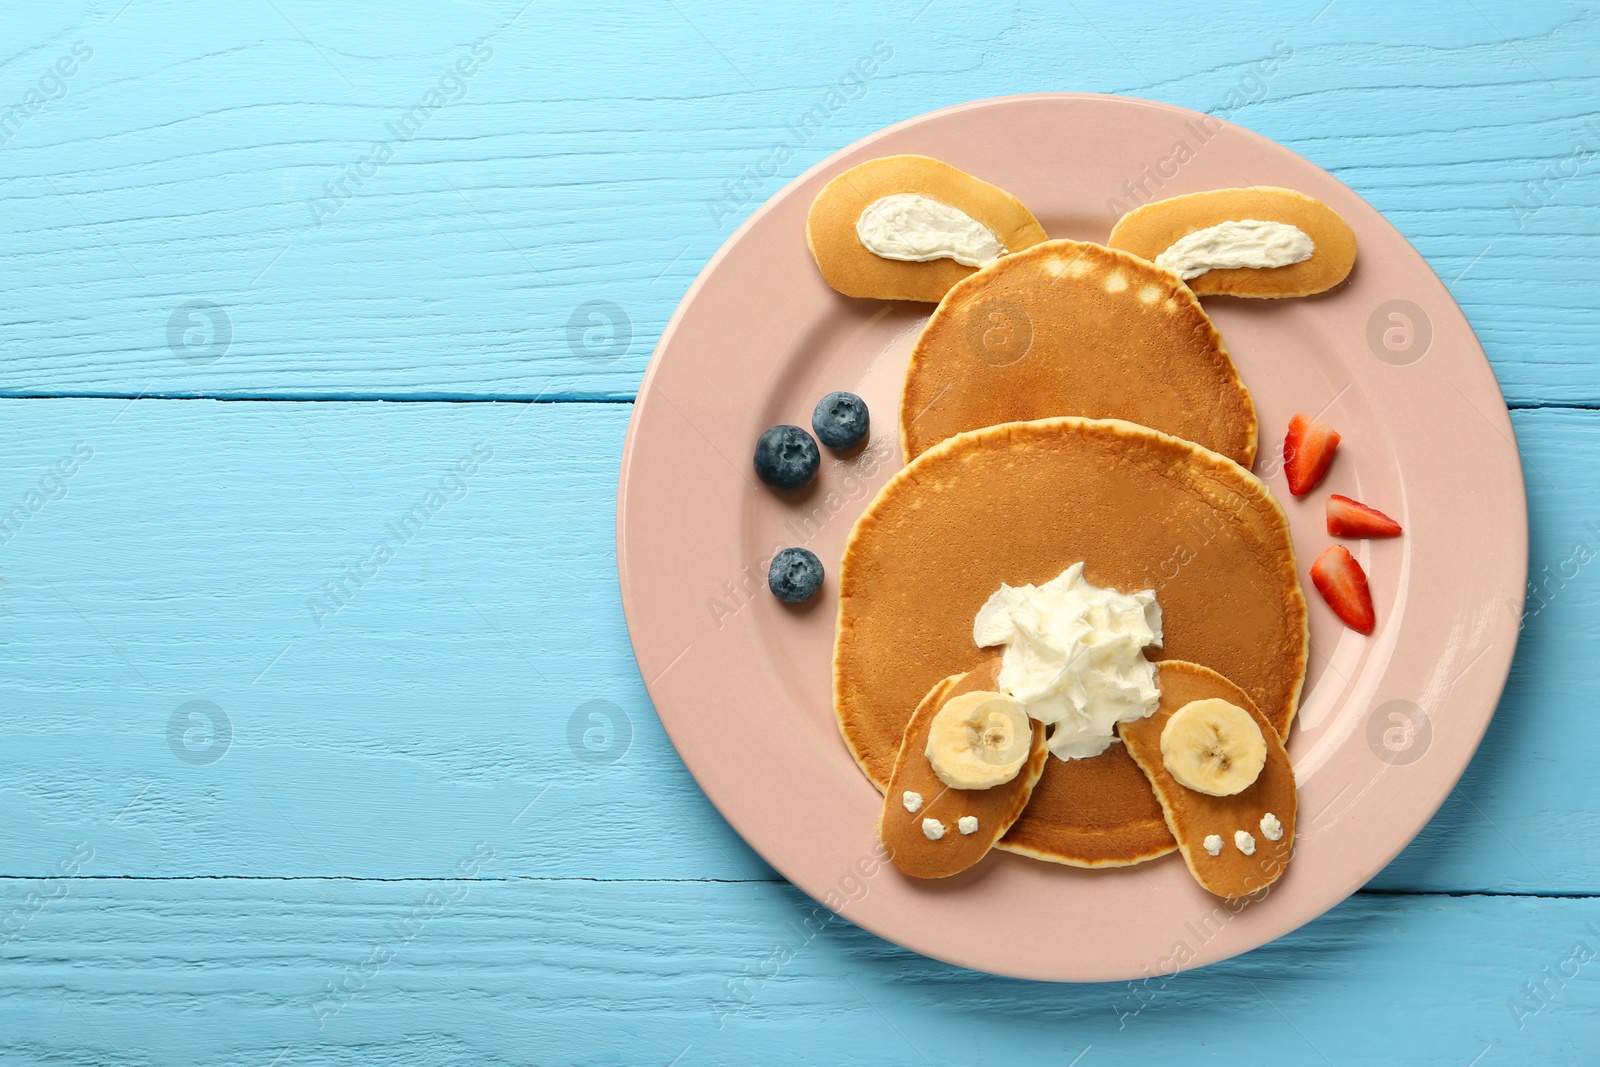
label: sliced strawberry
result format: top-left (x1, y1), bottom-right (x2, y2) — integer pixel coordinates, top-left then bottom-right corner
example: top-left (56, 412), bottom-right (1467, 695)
top-left (1326, 494), bottom-right (1403, 538)
top-left (1310, 545), bottom-right (1375, 634)
top-left (1283, 413), bottom-right (1341, 496)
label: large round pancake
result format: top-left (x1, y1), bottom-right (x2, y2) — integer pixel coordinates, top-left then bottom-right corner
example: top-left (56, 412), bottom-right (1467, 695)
top-left (806, 155), bottom-right (1049, 303)
top-left (1106, 187), bottom-right (1357, 299)
top-left (833, 416), bottom-right (1307, 800)
top-left (899, 240), bottom-right (1257, 466)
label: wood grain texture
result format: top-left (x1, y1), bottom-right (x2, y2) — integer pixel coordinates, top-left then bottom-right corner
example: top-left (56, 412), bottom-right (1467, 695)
top-left (0, 2), bottom-right (1595, 402)
top-left (1, 879), bottom-right (1597, 1065)
top-left (0, 399), bottom-right (766, 884)
top-left (0, 400), bottom-right (1588, 894)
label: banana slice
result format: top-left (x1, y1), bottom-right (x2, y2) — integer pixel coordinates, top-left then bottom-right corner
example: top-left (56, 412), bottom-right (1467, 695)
top-left (1159, 698), bottom-right (1267, 797)
top-left (925, 690), bottom-right (1031, 790)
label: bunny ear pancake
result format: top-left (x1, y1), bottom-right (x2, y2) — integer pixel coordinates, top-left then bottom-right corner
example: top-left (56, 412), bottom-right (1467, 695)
top-left (900, 240), bottom-right (1257, 467)
top-left (806, 154), bottom-right (1049, 303)
top-left (1107, 186), bottom-right (1356, 298)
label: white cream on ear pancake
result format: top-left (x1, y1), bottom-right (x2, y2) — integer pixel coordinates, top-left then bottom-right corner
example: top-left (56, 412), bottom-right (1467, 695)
top-left (1107, 186), bottom-right (1356, 298)
top-left (806, 154), bottom-right (1048, 303)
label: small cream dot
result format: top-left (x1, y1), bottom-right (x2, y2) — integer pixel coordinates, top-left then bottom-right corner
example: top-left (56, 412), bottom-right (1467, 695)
top-left (1105, 272), bottom-right (1128, 293)
top-left (1066, 257), bottom-right (1093, 278)
top-left (922, 818), bottom-right (946, 840)
top-left (1042, 258), bottom-right (1067, 277)
top-left (1202, 834), bottom-right (1224, 856)
top-left (1261, 812), bottom-right (1284, 841)
top-left (958, 816), bottom-right (979, 835)
top-left (1234, 830), bottom-right (1257, 856)
top-left (1138, 286), bottom-right (1161, 304)
top-left (902, 791), bottom-right (923, 813)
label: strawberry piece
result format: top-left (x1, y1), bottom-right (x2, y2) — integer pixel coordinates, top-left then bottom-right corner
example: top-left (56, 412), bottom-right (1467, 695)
top-left (1283, 413), bottom-right (1341, 496)
top-left (1326, 494), bottom-right (1403, 538)
top-left (1310, 545), bottom-right (1375, 634)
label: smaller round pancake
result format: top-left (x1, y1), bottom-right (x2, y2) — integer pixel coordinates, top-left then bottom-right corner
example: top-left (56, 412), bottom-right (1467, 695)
top-left (1107, 187), bottom-right (1356, 299)
top-left (1120, 661), bottom-right (1297, 899)
top-left (806, 155), bottom-right (1049, 303)
top-left (899, 240), bottom-right (1256, 466)
top-left (833, 417), bottom-right (1306, 796)
top-left (879, 659), bottom-right (1049, 879)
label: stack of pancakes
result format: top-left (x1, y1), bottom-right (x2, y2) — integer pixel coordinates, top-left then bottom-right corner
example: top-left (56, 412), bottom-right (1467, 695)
top-left (834, 240), bottom-right (1309, 872)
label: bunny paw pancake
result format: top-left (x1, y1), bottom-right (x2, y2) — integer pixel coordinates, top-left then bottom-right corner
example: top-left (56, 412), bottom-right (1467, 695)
top-left (1119, 660), bottom-right (1298, 899)
top-left (806, 155), bottom-right (1049, 303)
top-left (899, 240), bottom-right (1257, 465)
top-left (1107, 186), bottom-right (1356, 299)
top-left (879, 659), bottom-right (1049, 880)
top-left (833, 416), bottom-right (1307, 799)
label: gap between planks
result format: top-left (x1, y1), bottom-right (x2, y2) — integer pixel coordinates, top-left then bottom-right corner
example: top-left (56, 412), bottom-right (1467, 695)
top-left (0, 393), bottom-right (637, 404)
top-left (0, 394), bottom-right (1593, 411)
top-left (0, 875), bottom-right (1592, 900)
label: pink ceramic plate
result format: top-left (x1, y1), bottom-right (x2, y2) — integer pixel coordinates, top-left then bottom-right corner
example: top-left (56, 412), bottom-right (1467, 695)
top-left (616, 94), bottom-right (1527, 981)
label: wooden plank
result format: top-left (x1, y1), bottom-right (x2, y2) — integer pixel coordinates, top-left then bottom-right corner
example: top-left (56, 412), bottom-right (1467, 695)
top-left (0, 4), bottom-right (1596, 402)
top-left (0, 399), bottom-right (1589, 893)
top-left (0, 878), bottom-right (1595, 1064)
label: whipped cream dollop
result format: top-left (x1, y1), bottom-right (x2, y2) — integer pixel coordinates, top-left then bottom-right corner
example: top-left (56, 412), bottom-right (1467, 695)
top-left (1153, 219), bottom-right (1314, 280)
top-left (856, 193), bottom-right (1004, 267)
top-left (973, 563), bottom-right (1163, 760)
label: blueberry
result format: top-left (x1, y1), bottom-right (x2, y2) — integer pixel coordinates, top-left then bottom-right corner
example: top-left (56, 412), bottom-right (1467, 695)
top-left (811, 391), bottom-right (870, 451)
top-left (768, 547), bottom-right (824, 603)
top-left (754, 424), bottom-right (819, 490)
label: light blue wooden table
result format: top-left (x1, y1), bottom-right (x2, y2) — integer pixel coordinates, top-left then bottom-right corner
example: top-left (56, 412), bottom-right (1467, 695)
top-left (2, 1), bottom-right (1596, 1062)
